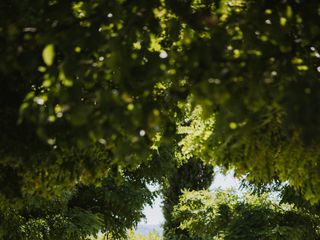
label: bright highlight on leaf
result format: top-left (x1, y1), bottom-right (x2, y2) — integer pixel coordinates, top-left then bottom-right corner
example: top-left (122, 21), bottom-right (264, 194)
top-left (229, 122), bottom-right (237, 129)
top-left (42, 44), bottom-right (55, 66)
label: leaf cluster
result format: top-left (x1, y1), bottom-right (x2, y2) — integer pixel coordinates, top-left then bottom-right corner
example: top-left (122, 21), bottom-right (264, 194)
top-left (174, 189), bottom-right (320, 240)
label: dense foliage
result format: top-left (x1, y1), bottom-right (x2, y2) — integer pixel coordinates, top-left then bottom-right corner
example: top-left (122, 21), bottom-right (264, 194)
top-left (0, 168), bottom-right (155, 239)
top-left (162, 158), bottom-right (213, 240)
top-left (1, 0), bottom-right (320, 201)
top-left (174, 189), bottom-right (320, 239)
top-left (1, 0), bottom-right (320, 238)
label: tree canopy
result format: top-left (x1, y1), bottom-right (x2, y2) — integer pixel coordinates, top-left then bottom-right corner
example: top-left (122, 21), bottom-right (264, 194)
top-left (173, 189), bottom-right (320, 239)
top-left (1, 0), bottom-right (320, 238)
top-left (2, 0), bottom-right (319, 202)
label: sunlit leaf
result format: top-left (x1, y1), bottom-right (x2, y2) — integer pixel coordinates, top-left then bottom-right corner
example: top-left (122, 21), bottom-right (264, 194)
top-left (42, 44), bottom-right (55, 66)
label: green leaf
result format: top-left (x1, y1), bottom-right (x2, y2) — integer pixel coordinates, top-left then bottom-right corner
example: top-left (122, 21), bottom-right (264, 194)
top-left (42, 44), bottom-right (55, 66)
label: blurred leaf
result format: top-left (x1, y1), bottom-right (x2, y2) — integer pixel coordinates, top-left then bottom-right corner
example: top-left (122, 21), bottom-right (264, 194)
top-left (42, 44), bottom-right (55, 66)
